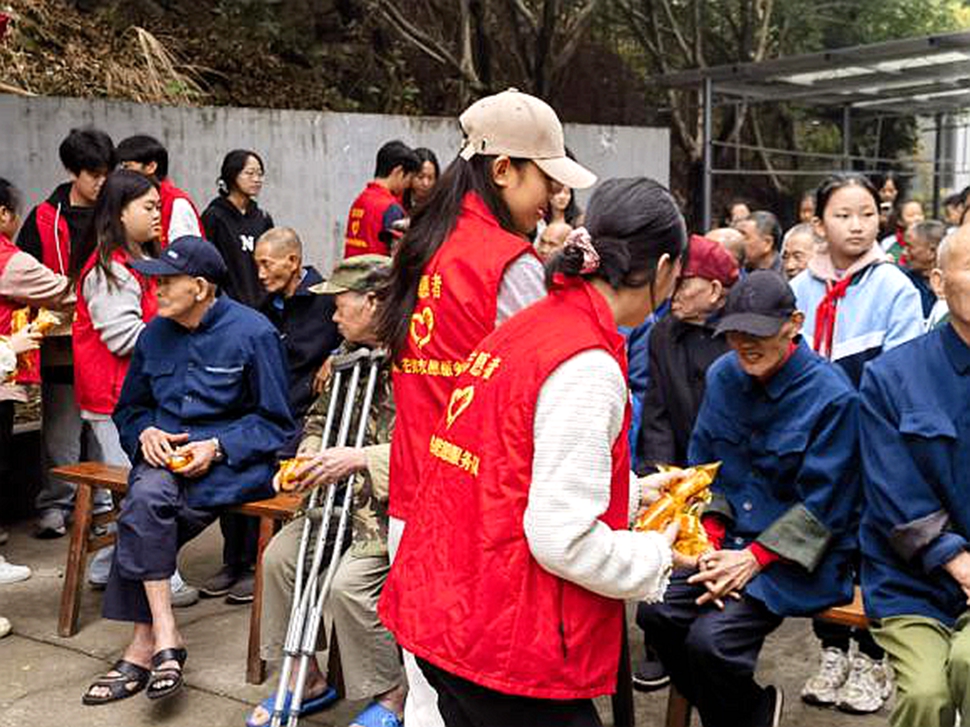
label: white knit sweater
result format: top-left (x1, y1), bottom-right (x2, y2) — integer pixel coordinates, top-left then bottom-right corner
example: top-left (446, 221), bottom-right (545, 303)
top-left (524, 348), bottom-right (672, 602)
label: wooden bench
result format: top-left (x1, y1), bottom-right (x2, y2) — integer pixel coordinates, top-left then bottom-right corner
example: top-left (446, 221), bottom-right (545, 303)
top-left (52, 462), bottom-right (305, 685)
top-left (662, 588), bottom-right (868, 727)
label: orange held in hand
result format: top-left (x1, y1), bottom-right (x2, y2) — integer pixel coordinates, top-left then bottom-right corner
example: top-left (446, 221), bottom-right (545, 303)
top-left (9, 307), bottom-right (60, 380)
top-left (168, 452), bottom-right (194, 471)
top-left (276, 458), bottom-right (305, 492)
top-left (634, 463), bottom-right (721, 557)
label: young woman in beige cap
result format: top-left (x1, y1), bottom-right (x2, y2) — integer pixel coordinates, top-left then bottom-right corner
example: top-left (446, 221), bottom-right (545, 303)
top-left (377, 88), bottom-right (596, 727)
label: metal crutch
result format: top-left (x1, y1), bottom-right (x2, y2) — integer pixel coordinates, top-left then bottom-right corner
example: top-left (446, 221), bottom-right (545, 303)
top-left (286, 348), bottom-right (385, 727)
top-left (269, 349), bottom-right (372, 727)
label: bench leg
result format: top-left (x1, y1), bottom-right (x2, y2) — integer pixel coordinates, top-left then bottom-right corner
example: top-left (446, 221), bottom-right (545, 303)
top-left (59, 482), bottom-right (94, 637)
top-left (247, 515), bottom-right (275, 684)
top-left (612, 625), bottom-right (635, 727)
top-left (665, 684), bottom-right (692, 727)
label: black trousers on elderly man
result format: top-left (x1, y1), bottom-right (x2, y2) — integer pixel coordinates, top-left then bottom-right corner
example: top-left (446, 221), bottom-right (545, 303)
top-left (102, 463), bottom-right (219, 623)
top-left (636, 571), bottom-right (784, 727)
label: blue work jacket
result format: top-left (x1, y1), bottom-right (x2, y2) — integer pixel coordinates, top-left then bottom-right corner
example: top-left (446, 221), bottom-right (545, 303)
top-left (689, 340), bottom-right (859, 616)
top-left (113, 295), bottom-right (296, 508)
top-left (860, 324), bottom-right (970, 627)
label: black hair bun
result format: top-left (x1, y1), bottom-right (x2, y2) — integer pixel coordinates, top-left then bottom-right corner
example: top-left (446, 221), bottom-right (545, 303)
top-left (559, 243), bottom-right (586, 276)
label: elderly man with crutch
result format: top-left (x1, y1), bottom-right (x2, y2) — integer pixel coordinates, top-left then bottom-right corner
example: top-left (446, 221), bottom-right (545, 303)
top-left (246, 255), bottom-right (401, 727)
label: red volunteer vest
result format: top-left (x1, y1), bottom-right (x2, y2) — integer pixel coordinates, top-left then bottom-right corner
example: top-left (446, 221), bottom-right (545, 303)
top-left (159, 178), bottom-right (201, 249)
top-left (0, 235), bottom-right (42, 384)
top-left (72, 249), bottom-right (158, 414)
top-left (343, 182), bottom-right (402, 257)
top-left (388, 193), bottom-right (534, 520)
top-left (0, 235), bottom-right (19, 339)
top-left (34, 200), bottom-right (72, 275)
top-left (381, 277), bottom-right (632, 700)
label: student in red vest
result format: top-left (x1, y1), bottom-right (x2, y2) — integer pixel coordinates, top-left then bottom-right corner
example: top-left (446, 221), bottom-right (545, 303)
top-left (16, 127), bottom-right (116, 539)
top-left (380, 177), bottom-right (688, 727)
top-left (343, 140), bottom-right (420, 257)
top-left (376, 88), bottom-right (597, 726)
top-left (68, 170), bottom-right (171, 593)
top-left (117, 135), bottom-right (202, 248)
top-left (0, 177), bottom-right (73, 580)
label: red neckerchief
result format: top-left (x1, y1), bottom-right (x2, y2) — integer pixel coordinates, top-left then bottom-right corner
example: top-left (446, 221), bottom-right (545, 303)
top-left (814, 275), bottom-right (855, 359)
top-left (895, 228), bottom-right (908, 266)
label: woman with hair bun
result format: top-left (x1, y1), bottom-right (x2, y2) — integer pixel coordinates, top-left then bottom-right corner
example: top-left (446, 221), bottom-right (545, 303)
top-left (379, 176), bottom-right (688, 727)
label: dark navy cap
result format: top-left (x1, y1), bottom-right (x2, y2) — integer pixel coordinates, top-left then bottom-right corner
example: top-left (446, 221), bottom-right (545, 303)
top-left (131, 236), bottom-right (228, 284)
top-left (714, 270), bottom-right (796, 338)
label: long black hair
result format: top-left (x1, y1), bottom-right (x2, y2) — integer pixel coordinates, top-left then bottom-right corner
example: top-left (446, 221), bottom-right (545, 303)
top-left (377, 154), bottom-right (527, 355)
top-left (403, 147), bottom-right (441, 210)
top-left (546, 177), bottom-right (687, 291)
top-left (70, 170), bottom-right (159, 286)
top-left (545, 183), bottom-right (582, 227)
top-left (814, 173), bottom-right (880, 219)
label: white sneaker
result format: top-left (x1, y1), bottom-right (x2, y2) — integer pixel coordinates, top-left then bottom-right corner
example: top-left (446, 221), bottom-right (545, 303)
top-left (0, 555), bottom-right (32, 584)
top-left (836, 652), bottom-right (892, 714)
top-left (801, 646), bottom-right (850, 706)
top-left (0, 616), bottom-right (10, 638)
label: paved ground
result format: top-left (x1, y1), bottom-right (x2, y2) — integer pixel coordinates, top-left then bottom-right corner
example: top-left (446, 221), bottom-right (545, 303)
top-left (0, 518), bottom-right (890, 726)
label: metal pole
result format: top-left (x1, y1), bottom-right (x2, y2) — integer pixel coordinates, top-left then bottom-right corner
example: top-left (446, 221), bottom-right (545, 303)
top-left (702, 77), bottom-right (713, 232)
top-left (842, 106), bottom-right (851, 172)
top-left (933, 111), bottom-right (944, 218)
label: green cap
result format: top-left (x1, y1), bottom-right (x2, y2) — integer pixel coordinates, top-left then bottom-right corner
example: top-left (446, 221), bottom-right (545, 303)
top-left (310, 254), bottom-right (392, 295)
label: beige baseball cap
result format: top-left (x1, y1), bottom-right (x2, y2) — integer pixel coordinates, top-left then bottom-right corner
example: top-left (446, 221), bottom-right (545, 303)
top-left (458, 88), bottom-right (597, 190)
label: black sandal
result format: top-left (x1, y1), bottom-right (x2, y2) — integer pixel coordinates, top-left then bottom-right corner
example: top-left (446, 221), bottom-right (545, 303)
top-left (147, 647), bottom-right (187, 700)
top-left (82, 659), bottom-right (151, 705)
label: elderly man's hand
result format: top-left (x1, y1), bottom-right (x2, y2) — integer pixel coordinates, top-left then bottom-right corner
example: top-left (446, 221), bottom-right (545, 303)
top-left (945, 551), bottom-right (970, 605)
top-left (171, 439), bottom-right (220, 478)
top-left (295, 448), bottom-right (367, 491)
top-left (688, 548), bottom-right (760, 609)
top-left (139, 428), bottom-right (190, 468)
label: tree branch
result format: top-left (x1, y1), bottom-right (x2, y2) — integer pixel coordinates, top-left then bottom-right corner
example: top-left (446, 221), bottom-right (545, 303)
top-left (375, 0), bottom-right (484, 90)
top-left (550, 0), bottom-right (604, 83)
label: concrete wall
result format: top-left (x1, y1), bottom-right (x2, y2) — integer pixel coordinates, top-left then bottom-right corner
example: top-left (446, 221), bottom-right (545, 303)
top-left (0, 94), bottom-right (670, 273)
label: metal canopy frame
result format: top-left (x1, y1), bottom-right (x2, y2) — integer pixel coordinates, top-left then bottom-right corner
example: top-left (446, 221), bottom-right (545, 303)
top-left (650, 31), bottom-right (970, 229)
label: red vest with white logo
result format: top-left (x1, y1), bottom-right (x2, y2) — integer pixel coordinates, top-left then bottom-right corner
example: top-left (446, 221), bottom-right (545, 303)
top-left (159, 178), bottom-right (201, 249)
top-left (34, 201), bottom-right (72, 275)
top-left (72, 249), bottom-right (158, 414)
top-left (343, 182), bottom-right (401, 258)
top-left (0, 235), bottom-right (19, 338)
top-left (380, 277), bottom-right (632, 700)
top-left (388, 192), bottom-right (534, 520)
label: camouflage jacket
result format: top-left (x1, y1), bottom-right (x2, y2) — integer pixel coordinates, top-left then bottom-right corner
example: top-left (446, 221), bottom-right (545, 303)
top-left (297, 345), bottom-right (394, 557)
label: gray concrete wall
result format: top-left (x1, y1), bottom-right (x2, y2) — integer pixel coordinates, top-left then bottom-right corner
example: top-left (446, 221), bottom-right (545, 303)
top-left (0, 94), bottom-right (669, 273)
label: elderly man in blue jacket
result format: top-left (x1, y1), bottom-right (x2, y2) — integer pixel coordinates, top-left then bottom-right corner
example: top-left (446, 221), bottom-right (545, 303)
top-left (860, 226), bottom-right (970, 727)
top-left (82, 236), bottom-right (295, 707)
top-left (637, 271), bottom-right (860, 727)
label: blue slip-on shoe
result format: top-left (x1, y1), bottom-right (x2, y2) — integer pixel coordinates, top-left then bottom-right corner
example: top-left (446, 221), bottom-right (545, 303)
top-left (246, 685), bottom-right (338, 727)
top-left (350, 701), bottom-right (403, 727)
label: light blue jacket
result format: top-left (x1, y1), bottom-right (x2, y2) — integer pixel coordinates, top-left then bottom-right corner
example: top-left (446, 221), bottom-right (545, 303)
top-left (790, 250), bottom-right (924, 386)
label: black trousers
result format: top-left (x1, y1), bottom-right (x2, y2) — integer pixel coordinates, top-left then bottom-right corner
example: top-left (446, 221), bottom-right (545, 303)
top-left (417, 658), bottom-right (602, 727)
top-left (636, 571), bottom-right (784, 727)
top-left (219, 513), bottom-right (259, 572)
top-left (103, 463), bottom-right (218, 623)
top-left (0, 401), bottom-right (13, 503)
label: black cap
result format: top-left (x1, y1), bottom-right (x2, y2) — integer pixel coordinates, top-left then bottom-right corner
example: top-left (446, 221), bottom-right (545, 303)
top-left (714, 270), bottom-right (796, 338)
top-left (130, 236), bottom-right (228, 284)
